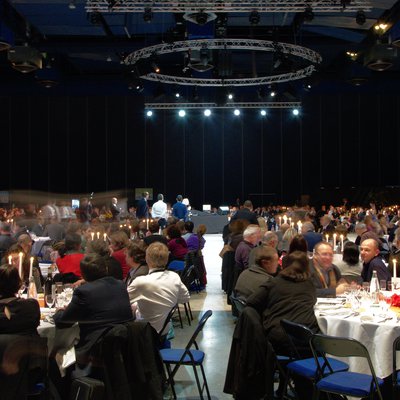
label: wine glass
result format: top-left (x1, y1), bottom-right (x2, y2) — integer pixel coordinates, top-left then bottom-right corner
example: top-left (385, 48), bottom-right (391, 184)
top-left (45, 294), bottom-right (55, 314)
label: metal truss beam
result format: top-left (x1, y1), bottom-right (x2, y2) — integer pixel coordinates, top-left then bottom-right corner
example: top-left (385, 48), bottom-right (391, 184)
top-left (126, 39), bottom-right (321, 87)
top-left (86, 1), bottom-right (372, 13)
top-left (144, 101), bottom-right (302, 109)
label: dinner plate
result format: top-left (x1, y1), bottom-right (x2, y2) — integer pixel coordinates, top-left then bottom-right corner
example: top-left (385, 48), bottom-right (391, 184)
top-left (317, 309), bottom-right (352, 317)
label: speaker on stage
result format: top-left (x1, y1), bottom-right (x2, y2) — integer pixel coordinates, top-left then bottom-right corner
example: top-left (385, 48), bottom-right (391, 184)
top-left (218, 206), bottom-right (229, 215)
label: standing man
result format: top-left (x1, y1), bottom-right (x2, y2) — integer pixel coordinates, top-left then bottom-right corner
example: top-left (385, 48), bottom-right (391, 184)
top-left (172, 195), bottom-right (188, 221)
top-left (230, 200), bottom-right (258, 225)
top-left (110, 197), bottom-right (121, 221)
top-left (151, 194), bottom-right (167, 228)
top-left (136, 192), bottom-right (149, 219)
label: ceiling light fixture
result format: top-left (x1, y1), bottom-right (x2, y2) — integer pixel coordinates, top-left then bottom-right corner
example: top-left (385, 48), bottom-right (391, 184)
top-left (234, 109), bottom-right (240, 116)
top-left (143, 7), bottom-right (153, 23)
top-left (303, 6), bottom-right (314, 22)
top-left (249, 11), bottom-right (260, 26)
top-left (178, 109), bottom-right (186, 117)
top-left (204, 109), bottom-right (211, 117)
top-left (356, 10), bottom-right (366, 26)
top-left (260, 110), bottom-right (267, 116)
top-left (146, 110), bottom-right (153, 117)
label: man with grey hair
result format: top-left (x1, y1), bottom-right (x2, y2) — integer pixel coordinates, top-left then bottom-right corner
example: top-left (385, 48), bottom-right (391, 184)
top-left (354, 222), bottom-right (379, 246)
top-left (318, 215), bottom-right (335, 235)
top-left (235, 225), bottom-right (261, 272)
top-left (263, 231), bottom-right (278, 249)
top-left (234, 246), bottom-right (278, 301)
top-left (301, 221), bottom-right (322, 251)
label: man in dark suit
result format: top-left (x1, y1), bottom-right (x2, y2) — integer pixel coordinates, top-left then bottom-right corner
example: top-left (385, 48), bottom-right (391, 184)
top-left (53, 254), bottom-right (133, 366)
top-left (136, 192), bottom-right (149, 219)
top-left (230, 200), bottom-right (259, 225)
top-left (301, 221), bottom-right (323, 252)
top-left (110, 197), bottom-right (121, 221)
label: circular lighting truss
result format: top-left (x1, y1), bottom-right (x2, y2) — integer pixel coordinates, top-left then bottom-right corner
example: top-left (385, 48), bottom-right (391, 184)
top-left (125, 38), bottom-right (322, 87)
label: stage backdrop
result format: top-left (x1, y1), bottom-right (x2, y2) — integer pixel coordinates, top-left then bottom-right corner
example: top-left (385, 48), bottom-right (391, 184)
top-left (0, 94), bottom-right (399, 208)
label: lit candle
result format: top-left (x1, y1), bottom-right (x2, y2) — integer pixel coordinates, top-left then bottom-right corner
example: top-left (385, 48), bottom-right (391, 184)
top-left (333, 233), bottom-right (337, 249)
top-left (283, 215), bottom-right (288, 224)
top-left (146, 218), bottom-right (149, 230)
top-left (325, 234), bottom-right (329, 242)
top-left (394, 259), bottom-right (397, 279)
top-left (8, 255), bottom-right (12, 265)
top-left (291, 222), bottom-right (294, 228)
top-left (297, 221), bottom-right (302, 232)
top-left (340, 234), bottom-right (344, 252)
top-left (103, 233), bottom-right (107, 242)
top-left (97, 232), bottom-right (100, 240)
top-left (18, 252), bottom-right (23, 278)
top-left (91, 232), bottom-right (94, 241)
top-left (29, 257), bottom-right (34, 279)
top-left (289, 217), bottom-right (292, 224)
top-left (278, 216), bottom-right (282, 226)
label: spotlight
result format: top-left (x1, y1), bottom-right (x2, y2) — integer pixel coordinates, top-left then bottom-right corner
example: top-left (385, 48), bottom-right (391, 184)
top-left (204, 109), bottom-right (211, 117)
top-left (292, 109), bottom-right (300, 116)
top-left (143, 7), bottom-right (153, 23)
top-left (260, 110), bottom-right (267, 116)
top-left (270, 90), bottom-right (276, 97)
top-left (196, 11), bottom-right (208, 26)
top-left (234, 109), bottom-right (240, 116)
top-left (178, 109), bottom-right (186, 117)
top-left (175, 92), bottom-right (180, 98)
top-left (303, 6), bottom-right (314, 22)
top-left (356, 10), bottom-right (366, 26)
top-left (106, 0), bottom-right (117, 10)
top-left (151, 61), bottom-right (160, 73)
top-left (249, 11), bottom-right (260, 26)
top-left (227, 92), bottom-right (234, 100)
top-left (146, 110), bottom-right (153, 117)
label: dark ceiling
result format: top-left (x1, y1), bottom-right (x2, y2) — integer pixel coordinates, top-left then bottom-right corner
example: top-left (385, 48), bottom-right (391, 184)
top-left (1, 0), bottom-right (400, 98)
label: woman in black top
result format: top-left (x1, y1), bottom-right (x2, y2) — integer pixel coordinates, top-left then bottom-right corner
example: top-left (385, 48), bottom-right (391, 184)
top-left (0, 264), bottom-right (40, 336)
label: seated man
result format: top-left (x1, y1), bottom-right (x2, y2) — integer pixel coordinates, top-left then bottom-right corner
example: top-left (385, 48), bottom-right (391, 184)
top-left (301, 221), bottom-right (322, 252)
top-left (234, 247), bottom-right (278, 301)
top-left (127, 242), bottom-right (190, 334)
top-left (360, 238), bottom-right (391, 282)
top-left (309, 242), bottom-right (347, 297)
top-left (53, 254), bottom-right (133, 366)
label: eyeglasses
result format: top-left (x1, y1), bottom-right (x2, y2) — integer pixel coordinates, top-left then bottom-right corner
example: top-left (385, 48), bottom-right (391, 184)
top-left (315, 252), bottom-right (333, 258)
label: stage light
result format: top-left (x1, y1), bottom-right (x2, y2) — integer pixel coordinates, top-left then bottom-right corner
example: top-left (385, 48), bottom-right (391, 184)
top-left (260, 109), bottom-right (267, 116)
top-left (356, 10), bottom-right (366, 26)
top-left (204, 109), bottom-right (211, 117)
top-left (292, 108), bottom-right (300, 116)
top-left (175, 92), bottom-right (180, 98)
top-left (234, 109), bottom-right (240, 116)
top-left (270, 90), bottom-right (276, 97)
top-left (143, 7), bottom-right (153, 23)
top-left (178, 109), bottom-right (186, 117)
top-left (146, 110), bottom-right (153, 117)
top-left (249, 11), bottom-right (260, 26)
top-left (227, 92), bottom-right (234, 100)
top-left (151, 61), bottom-right (160, 73)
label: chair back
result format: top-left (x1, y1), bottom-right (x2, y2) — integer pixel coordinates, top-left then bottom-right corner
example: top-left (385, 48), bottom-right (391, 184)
top-left (168, 260), bottom-right (185, 274)
top-left (158, 304), bottom-right (178, 345)
top-left (310, 334), bottom-right (378, 381)
top-left (280, 319), bottom-right (313, 359)
top-left (181, 265), bottom-right (199, 291)
top-left (229, 294), bottom-right (246, 316)
top-left (393, 336), bottom-right (400, 394)
top-left (185, 310), bottom-right (212, 351)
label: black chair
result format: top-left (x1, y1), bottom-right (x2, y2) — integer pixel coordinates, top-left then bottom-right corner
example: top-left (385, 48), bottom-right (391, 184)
top-left (392, 336), bottom-right (400, 399)
top-left (229, 293), bottom-right (246, 317)
top-left (158, 304), bottom-right (178, 348)
top-left (310, 334), bottom-right (384, 400)
top-left (280, 319), bottom-right (348, 400)
top-left (0, 334), bottom-right (49, 400)
top-left (160, 310), bottom-right (212, 400)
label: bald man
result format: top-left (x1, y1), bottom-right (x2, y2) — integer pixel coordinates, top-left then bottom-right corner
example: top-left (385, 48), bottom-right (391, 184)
top-left (360, 238), bottom-right (391, 283)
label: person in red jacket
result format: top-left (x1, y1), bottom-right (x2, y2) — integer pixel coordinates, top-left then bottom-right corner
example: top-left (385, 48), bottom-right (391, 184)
top-left (109, 230), bottom-right (130, 279)
top-left (56, 233), bottom-right (84, 282)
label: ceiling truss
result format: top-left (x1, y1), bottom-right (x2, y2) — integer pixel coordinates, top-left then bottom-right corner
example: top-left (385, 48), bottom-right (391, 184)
top-left (144, 101), bottom-right (302, 109)
top-left (86, 0), bottom-right (372, 13)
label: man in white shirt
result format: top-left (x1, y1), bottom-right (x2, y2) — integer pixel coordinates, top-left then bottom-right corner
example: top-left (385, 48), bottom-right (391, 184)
top-left (151, 194), bottom-right (167, 227)
top-left (127, 242), bottom-right (190, 334)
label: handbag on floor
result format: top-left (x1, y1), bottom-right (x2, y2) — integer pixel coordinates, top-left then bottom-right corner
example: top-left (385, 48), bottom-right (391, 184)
top-left (69, 377), bottom-right (105, 400)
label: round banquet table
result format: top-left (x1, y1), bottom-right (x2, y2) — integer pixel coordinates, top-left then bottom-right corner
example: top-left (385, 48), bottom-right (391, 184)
top-left (316, 302), bottom-right (400, 378)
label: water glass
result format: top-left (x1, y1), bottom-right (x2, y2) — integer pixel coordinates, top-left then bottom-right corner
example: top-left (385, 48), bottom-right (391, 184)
top-left (380, 280), bottom-right (387, 291)
top-left (362, 282), bottom-right (370, 293)
top-left (45, 294), bottom-right (55, 312)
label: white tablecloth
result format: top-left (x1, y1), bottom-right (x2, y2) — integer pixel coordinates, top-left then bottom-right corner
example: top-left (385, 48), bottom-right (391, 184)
top-left (38, 315), bottom-right (79, 375)
top-left (317, 311), bottom-right (400, 378)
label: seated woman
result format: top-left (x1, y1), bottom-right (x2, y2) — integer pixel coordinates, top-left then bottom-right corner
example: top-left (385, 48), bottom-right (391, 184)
top-left (3, 244), bottom-right (43, 293)
top-left (335, 242), bottom-right (362, 284)
top-left (53, 254), bottom-right (132, 367)
top-left (166, 224), bottom-right (188, 261)
top-left (55, 233), bottom-right (84, 283)
top-left (0, 264), bottom-right (40, 335)
top-left (186, 224), bottom-right (207, 253)
top-left (109, 231), bottom-right (130, 279)
top-left (281, 235), bottom-right (308, 269)
top-left (246, 251), bottom-right (319, 357)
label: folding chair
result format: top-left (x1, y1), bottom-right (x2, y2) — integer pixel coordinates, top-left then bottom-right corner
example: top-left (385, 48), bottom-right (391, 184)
top-left (160, 310), bottom-right (212, 400)
top-left (310, 334), bottom-right (384, 400)
top-left (393, 336), bottom-right (400, 399)
top-left (158, 304), bottom-right (178, 349)
top-left (280, 319), bottom-right (348, 400)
